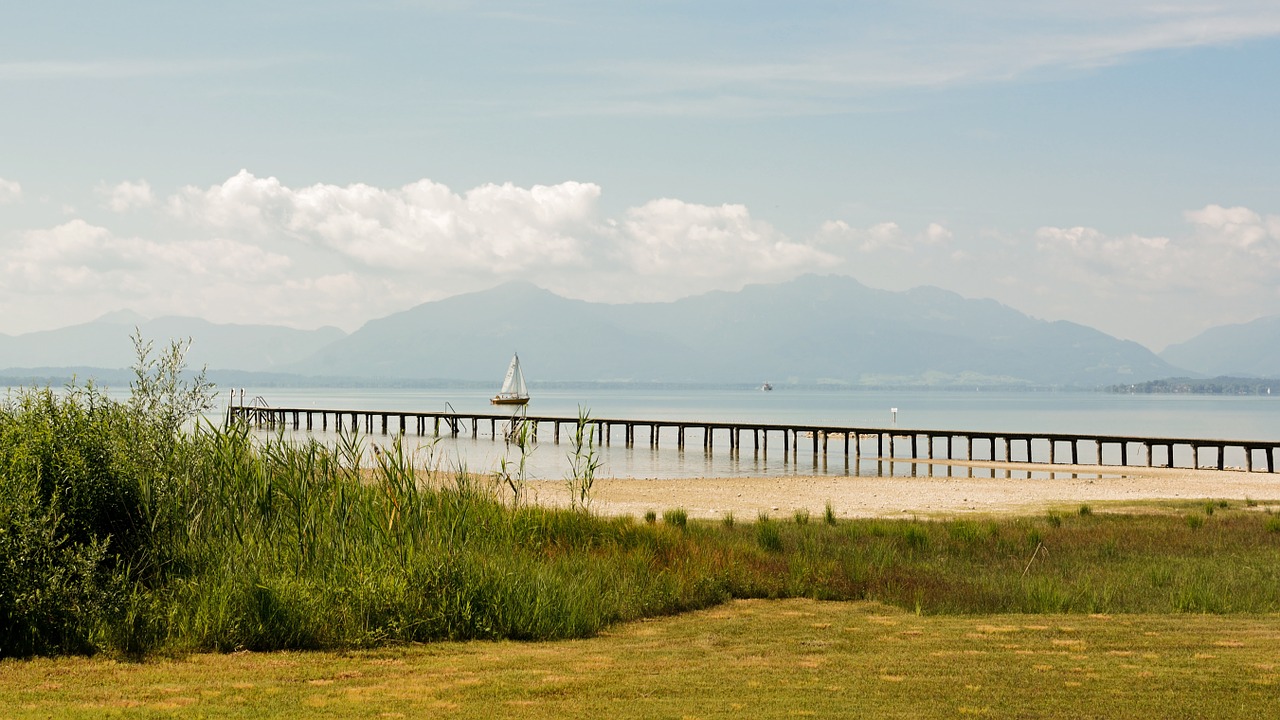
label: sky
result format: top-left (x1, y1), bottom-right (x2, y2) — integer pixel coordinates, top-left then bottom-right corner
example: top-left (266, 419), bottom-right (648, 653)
top-left (2, 1), bottom-right (1279, 352)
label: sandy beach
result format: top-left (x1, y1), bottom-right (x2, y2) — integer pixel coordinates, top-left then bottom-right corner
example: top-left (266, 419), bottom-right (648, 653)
top-left (526, 461), bottom-right (1280, 519)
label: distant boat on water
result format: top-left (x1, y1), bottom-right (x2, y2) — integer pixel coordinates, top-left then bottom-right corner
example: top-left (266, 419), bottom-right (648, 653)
top-left (491, 353), bottom-right (530, 406)
top-left (760, 382), bottom-right (773, 392)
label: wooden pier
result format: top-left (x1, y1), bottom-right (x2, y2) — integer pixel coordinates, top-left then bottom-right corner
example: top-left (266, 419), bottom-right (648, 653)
top-left (225, 405), bottom-right (1280, 474)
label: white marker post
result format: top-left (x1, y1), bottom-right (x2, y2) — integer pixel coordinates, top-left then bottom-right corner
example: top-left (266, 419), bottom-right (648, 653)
top-left (891, 407), bottom-right (898, 427)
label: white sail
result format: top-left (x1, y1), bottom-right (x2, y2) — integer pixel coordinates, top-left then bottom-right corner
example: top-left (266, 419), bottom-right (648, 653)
top-left (493, 353), bottom-right (528, 403)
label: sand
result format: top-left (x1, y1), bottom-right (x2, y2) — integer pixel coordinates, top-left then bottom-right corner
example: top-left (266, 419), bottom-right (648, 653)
top-left (526, 460), bottom-right (1280, 519)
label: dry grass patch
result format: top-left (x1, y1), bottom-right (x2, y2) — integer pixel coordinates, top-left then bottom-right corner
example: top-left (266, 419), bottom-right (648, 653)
top-left (4, 599), bottom-right (1280, 719)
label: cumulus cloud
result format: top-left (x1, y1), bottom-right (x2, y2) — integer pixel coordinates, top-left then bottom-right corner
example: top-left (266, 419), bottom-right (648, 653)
top-left (617, 198), bottom-right (834, 282)
top-left (0, 219), bottom-right (294, 328)
top-left (162, 170), bottom-right (835, 305)
top-left (0, 177), bottom-right (20, 204)
top-left (168, 170), bottom-right (598, 272)
top-left (0, 172), bottom-right (838, 332)
top-left (819, 204), bottom-right (1280, 348)
top-left (100, 179), bottom-right (155, 212)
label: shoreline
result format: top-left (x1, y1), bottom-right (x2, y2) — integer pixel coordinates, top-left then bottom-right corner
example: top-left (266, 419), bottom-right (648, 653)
top-left (524, 461), bottom-right (1280, 519)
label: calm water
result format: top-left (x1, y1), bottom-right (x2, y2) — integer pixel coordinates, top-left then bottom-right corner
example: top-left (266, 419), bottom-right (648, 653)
top-left (204, 386), bottom-right (1280, 481)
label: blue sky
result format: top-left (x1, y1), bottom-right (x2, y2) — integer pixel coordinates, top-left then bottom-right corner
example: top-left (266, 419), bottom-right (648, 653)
top-left (2, 1), bottom-right (1279, 350)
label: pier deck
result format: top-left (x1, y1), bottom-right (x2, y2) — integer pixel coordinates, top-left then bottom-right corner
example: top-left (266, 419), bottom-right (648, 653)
top-left (226, 405), bottom-right (1280, 474)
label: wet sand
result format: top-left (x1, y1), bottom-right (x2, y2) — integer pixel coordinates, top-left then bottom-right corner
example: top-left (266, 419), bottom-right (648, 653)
top-left (527, 461), bottom-right (1280, 519)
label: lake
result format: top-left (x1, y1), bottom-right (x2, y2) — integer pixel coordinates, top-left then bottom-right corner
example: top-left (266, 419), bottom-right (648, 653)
top-left (204, 386), bottom-right (1280, 481)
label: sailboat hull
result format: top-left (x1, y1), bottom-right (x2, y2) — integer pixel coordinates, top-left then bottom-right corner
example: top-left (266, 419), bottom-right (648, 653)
top-left (490, 396), bottom-right (529, 406)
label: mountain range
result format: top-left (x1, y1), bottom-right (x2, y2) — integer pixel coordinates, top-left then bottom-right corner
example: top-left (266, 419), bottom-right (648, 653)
top-left (8, 274), bottom-right (1261, 388)
top-left (0, 312), bottom-right (344, 374)
top-left (1159, 315), bottom-right (1280, 378)
top-left (292, 276), bottom-right (1179, 386)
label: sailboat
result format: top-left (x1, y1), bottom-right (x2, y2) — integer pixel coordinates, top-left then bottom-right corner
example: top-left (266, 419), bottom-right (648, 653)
top-left (491, 353), bottom-right (530, 406)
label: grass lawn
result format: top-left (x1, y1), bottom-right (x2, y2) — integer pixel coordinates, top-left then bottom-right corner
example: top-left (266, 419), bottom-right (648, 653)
top-left (4, 598), bottom-right (1278, 719)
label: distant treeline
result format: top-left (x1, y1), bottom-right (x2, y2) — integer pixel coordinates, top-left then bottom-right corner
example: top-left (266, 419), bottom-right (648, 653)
top-left (1109, 377), bottom-right (1277, 395)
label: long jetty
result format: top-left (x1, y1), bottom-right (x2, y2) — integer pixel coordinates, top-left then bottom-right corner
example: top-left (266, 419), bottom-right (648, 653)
top-left (226, 405), bottom-right (1280, 474)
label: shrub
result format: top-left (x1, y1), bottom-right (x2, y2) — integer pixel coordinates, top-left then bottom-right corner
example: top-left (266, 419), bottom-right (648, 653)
top-left (756, 515), bottom-right (783, 552)
top-left (663, 508), bottom-right (688, 529)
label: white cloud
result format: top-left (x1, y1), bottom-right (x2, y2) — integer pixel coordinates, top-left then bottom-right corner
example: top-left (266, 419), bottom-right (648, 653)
top-left (0, 220), bottom-right (293, 328)
top-left (162, 170), bottom-right (835, 305)
top-left (815, 203), bottom-right (1280, 348)
top-left (616, 198), bottom-right (834, 283)
top-left (100, 180), bottom-right (155, 212)
top-left (817, 220), bottom-right (953, 254)
top-left (0, 172), bottom-right (842, 332)
top-left (0, 177), bottom-right (20, 204)
top-left (169, 170), bottom-right (598, 273)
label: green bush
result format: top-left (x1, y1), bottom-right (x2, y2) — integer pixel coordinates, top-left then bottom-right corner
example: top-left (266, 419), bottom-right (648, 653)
top-left (663, 508), bottom-right (688, 529)
top-left (756, 515), bottom-right (783, 552)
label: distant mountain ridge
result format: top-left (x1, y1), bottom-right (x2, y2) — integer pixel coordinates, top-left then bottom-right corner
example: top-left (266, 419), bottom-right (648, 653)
top-left (1160, 315), bottom-right (1280, 378)
top-left (0, 313), bottom-right (346, 373)
top-left (288, 275), bottom-right (1182, 387)
top-left (2, 277), bottom-right (1195, 387)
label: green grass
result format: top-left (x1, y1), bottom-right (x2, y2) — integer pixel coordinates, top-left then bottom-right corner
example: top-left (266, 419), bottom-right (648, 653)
top-left (3, 599), bottom-right (1278, 719)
